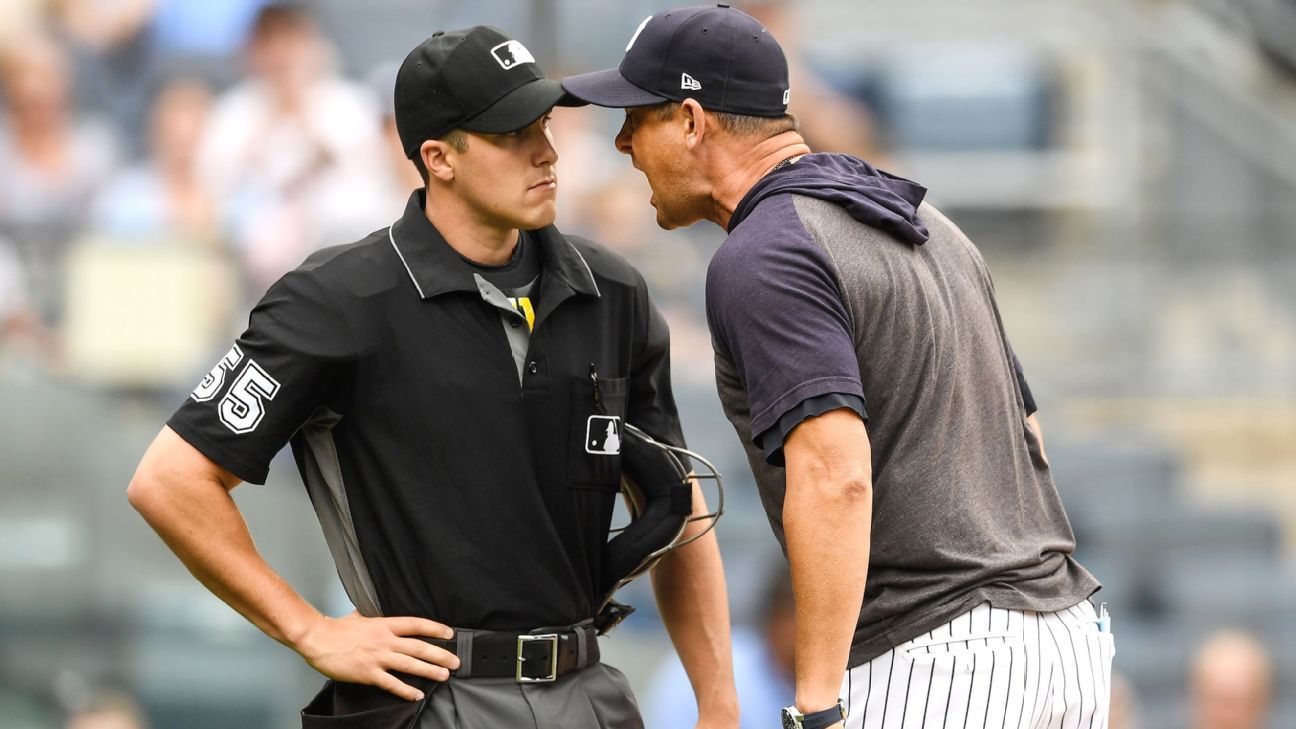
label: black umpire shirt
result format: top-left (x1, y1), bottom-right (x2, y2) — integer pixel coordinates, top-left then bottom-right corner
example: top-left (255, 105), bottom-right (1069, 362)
top-left (168, 190), bottom-right (685, 631)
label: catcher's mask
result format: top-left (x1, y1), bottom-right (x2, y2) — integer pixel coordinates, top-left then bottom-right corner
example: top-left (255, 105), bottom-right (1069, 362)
top-left (595, 423), bottom-right (723, 631)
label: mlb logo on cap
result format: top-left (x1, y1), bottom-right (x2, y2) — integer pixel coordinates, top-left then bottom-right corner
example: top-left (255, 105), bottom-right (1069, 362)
top-left (393, 26), bottom-right (578, 158)
top-left (491, 40), bottom-right (535, 70)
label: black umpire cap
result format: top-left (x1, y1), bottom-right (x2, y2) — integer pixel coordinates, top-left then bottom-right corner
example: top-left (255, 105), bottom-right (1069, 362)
top-left (562, 3), bottom-right (790, 117)
top-left (395, 26), bottom-right (576, 159)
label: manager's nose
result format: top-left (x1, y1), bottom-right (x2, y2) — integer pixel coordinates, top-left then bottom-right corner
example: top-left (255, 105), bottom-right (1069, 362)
top-left (614, 117), bottom-right (633, 156)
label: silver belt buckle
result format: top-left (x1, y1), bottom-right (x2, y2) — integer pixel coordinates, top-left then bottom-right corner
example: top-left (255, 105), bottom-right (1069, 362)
top-left (516, 633), bottom-right (560, 683)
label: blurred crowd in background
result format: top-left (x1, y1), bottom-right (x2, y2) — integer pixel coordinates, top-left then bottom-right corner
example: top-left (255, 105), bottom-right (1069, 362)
top-left (1, 1), bottom-right (1294, 728)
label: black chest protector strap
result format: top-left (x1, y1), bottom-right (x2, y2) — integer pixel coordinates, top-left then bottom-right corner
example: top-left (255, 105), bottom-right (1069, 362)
top-left (595, 424), bottom-right (723, 633)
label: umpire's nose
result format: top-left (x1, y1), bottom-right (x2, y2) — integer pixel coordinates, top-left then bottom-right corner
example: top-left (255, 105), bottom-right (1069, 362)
top-left (535, 116), bottom-right (558, 167)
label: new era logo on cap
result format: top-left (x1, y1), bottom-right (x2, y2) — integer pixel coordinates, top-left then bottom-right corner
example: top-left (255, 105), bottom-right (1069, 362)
top-left (491, 40), bottom-right (536, 70)
top-left (681, 73), bottom-right (702, 91)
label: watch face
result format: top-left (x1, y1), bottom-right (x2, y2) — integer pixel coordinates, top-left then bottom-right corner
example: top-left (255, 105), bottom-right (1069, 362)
top-left (780, 707), bottom-right (801, 729)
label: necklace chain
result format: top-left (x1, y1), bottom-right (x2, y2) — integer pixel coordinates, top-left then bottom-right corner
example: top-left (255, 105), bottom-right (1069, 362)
top-left (769, 155), bottom-right (798, 175)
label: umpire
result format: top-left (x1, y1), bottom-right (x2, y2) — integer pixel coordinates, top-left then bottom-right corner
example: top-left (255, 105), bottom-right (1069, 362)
top-left (128, 26), bottom-right (738, 729)
top-left (564, 6), bottom-right (1110, 729)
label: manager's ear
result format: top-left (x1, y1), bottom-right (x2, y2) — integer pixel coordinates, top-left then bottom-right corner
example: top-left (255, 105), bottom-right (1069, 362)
top-left (680, 98), bottom-right (708, 151)
top-left (420, 139), bottom-right (458, 182)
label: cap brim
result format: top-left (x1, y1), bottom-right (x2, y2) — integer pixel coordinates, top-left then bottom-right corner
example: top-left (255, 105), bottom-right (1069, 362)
top-left (561, 68), bottom-right (669, 108)
top-left (460, 78), bottom-right (568, 134)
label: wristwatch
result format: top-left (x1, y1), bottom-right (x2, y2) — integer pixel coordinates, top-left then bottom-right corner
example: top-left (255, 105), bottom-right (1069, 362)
top-left (781, 700), bottom-right (846, 729)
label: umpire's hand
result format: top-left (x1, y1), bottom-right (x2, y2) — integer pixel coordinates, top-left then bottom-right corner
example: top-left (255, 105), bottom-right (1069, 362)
top-left (296, 611), bottom-right (461, 701)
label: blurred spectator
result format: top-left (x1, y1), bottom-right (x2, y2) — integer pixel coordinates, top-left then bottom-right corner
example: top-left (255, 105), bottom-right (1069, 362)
top-left (363, 61), bottom-right (426, 219)
top-left (0, 233), bottom-right (55, 359)
top-left (48, 0), bottom-right (157, 136)
top-left (0, 30), bottom-right (119, 327)
top-left (50, 0), bottom-right (153, 52)
top-left (1189, 629), bottom-right (1274, 729)
top-left (71, 79), bottom-right (237, 390)
top-left (743, 0), bottom-right (886, 162)
top-left (148, 0), bottom-right (269, 81)
top-left (64, 691), bottom-right (148, 729)
top-left (195, 2), bottom-right (385, 291)
top-left (90, 77), bottom-right (217, 245)
top-left (0, 0), bottom-right (47, 44)
top-left (643, 562), bottom-right (795, 729)
top-left (0, 237), bottom-right (24, 321)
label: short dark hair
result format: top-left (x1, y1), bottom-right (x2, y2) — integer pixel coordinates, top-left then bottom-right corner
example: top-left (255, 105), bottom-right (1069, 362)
top-left (650, 101), bottom-right (798, 139)
top-left (249, 3), bottom-right (315, 43)
top-left (410, 129), bottom-right (470, 185)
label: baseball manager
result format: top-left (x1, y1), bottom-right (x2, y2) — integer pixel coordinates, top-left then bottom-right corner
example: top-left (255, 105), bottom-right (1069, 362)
top-left (563, 5), bottom-right (1112, 729)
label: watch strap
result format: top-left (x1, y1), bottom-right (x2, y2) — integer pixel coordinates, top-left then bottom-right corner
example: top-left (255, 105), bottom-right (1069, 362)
top-left (801, 700), bottom-right (846, 729)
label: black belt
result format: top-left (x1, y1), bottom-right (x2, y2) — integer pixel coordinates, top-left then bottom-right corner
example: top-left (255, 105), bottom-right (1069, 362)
top-left (429, 624), bottom-right (600, 682)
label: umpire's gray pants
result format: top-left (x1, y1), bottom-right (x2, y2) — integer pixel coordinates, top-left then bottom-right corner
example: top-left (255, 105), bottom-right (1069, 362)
top-left (420, 663), bottom-right (643, 729)
top-left (302, 662), bottom-right (642, 728)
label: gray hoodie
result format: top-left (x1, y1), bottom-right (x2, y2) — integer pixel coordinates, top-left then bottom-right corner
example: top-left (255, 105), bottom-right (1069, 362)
top-left (706, 153), bottom-right (1098, 666)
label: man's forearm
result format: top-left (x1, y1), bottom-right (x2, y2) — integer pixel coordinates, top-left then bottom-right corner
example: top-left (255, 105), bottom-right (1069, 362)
top-left (127, 428), bottom-right (324, 643)
top-left (784, 457), bottom-right (872, 714)
top-left (128, 428), bottom-right (459, 701)
top-left (651, 483), bottom-right (739, 723)
top-left (128, 446), bottom-right (321, 648)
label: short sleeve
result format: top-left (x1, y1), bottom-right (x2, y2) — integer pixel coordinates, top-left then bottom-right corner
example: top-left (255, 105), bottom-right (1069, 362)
top-left (754, 392), bottom-right (867, 466)
top-left (706, 206), bottom-right (865, 464)
top-left (167, 270), bottom-right (355, 484)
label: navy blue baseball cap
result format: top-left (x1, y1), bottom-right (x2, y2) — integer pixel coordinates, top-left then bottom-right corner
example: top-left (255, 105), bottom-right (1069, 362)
top-left (562, 3), bottom-right (790, 117)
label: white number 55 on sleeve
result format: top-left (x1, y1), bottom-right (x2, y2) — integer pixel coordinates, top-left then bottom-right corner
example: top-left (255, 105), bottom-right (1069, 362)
top-left (218, 360), bottom-right (282, 434)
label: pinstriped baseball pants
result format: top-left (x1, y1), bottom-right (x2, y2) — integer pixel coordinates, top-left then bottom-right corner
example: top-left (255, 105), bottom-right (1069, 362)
top-left (840, 601), bottom-right (1115, 729)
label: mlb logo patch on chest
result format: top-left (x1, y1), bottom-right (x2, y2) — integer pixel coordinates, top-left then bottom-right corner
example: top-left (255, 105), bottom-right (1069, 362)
top-left (586, 415), bottom-right (622, 455)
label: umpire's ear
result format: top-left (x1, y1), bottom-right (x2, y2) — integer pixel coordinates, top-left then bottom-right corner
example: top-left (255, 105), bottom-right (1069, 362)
top-left (420, 138), bottom-right (459, 182)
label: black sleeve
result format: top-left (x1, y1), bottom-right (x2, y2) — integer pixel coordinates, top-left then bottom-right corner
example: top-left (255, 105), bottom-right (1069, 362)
top-left (1011, 351), bottom-right (1038, 416)
top-left (705, 226), bottom-right (865, 465)
top-left (754, 392), bottom-right (868, 467)
top-left (167, 270), bottom-right (355, 484)
top-left (626, 272), bottom-right (686, 450)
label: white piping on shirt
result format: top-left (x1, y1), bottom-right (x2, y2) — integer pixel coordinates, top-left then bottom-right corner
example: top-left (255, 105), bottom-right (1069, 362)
top-left (568, 244), bottom-right (602, 298)
top-left (388, 224), bottom-right (427, 298)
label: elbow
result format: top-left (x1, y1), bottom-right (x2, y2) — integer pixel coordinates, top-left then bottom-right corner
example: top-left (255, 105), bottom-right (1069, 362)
top-left (126, 467), bottom-right (164, 517)
top-left (784, 470), bottom-right (872, 529)
top-left (834, 472), bottom-right (873, 505)
top-left (126, 473), bottom-right (149, 512)
top-left (795, 467), bottom-right (872, 506)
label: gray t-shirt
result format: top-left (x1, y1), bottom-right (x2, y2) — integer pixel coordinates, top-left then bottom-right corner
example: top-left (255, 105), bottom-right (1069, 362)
top-left (465, 231), bottom-right (541, 381)
top-left (705, 154), bottom-right (1098, 666)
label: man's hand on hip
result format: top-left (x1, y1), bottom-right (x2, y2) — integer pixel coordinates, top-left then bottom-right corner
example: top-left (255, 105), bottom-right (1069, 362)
top-left (295, 612), bottom-right (461, 701)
